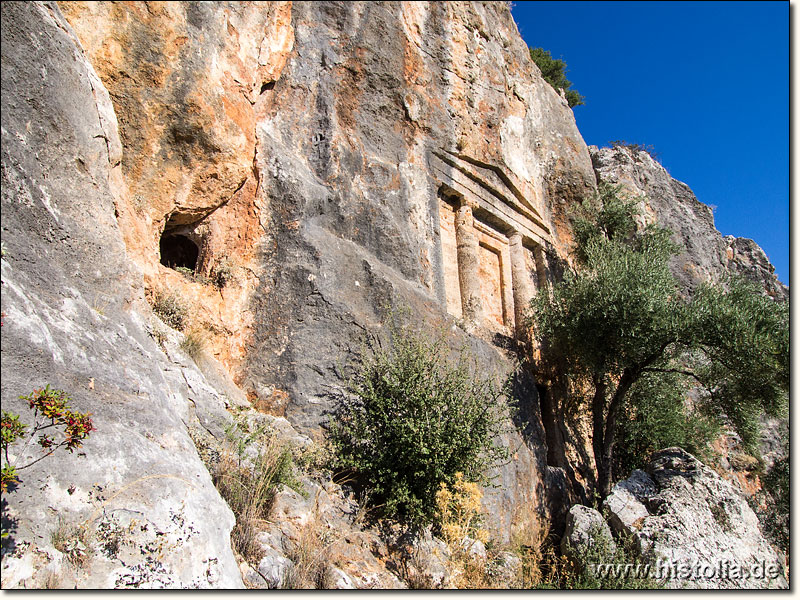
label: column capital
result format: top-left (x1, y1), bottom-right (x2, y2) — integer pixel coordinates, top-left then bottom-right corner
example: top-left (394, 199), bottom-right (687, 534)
top-left (457, 196), bottom-right (479, 212)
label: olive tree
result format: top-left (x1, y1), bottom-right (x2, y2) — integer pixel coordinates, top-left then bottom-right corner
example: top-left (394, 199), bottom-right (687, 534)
top-left (531, 184), bottom-right (788, 498)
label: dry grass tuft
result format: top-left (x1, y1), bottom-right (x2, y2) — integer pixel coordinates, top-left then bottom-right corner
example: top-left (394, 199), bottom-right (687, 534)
top-left (42, 569), bottom-right (63, 589)
top-left (180, 327), bottom-right (208, 361)
top-left (51, 517), bottom-right (92, 568)
top-left (212, 426), bottom-right (299, 562)
top-left (150, 290), bottom-right (188, 331)
top-left (281, 498), bottom-right (337, 589)
top-left (509, 504), bottom-right (551, 588)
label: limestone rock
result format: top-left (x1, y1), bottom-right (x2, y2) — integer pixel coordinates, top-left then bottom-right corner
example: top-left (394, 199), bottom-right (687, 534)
top-left (493, 551), bottom-right (523, 587)
top-left (52, 0), bottom-right (598, 536)
top-left (604, 448), bottom-right (787, 589)
top-left (256, 548), bottom-right (294, 589)
top-left (603, 469), bottom-right (657, 534)
top-left (4, 0), bottom-right (786, 590)
top-left (560, 505), bottom-right (616, 570)
top-left (395, 528), bottom-right (454, 589)
top-left (1, 1), bottom-right (241, 588)
top-left (256, 477), bottom-right (405, 589)
top-left (590, 145), bottom-right (787, 300)
top-left (724, 236), bottom-right (788, 300)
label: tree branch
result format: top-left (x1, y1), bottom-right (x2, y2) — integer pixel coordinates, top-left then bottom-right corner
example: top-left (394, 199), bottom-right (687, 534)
top-left (640, 367), bottom-right (704, 386)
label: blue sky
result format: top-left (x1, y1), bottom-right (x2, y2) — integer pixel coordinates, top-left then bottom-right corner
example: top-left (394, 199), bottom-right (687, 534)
top-left (511, 1), bottom-right (789, 285)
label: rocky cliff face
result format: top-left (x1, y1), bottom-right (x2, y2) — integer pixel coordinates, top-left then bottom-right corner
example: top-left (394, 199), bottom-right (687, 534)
top-left (1, 2), bottom-right (242, 587)
top-left (602, 449), bottom-right (787, 589)
top-left (590, 145), bottom-right (787, 300)
top-left (51, 0), bottom-right (599, 535)
top-left (0, 0), bottom-right (786, 589)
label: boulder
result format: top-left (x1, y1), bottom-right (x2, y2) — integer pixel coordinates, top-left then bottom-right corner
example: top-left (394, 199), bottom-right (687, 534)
top-left (395, 528), bottom-right (453, 588)
top-left (603, 448), bottom-right (787, 589)
top-left (560, 505), bottom-right (616, 571)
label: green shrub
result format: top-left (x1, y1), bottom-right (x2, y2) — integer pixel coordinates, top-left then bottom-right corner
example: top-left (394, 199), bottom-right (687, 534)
top-left (1, 386), bottom-right (95, 493)
top-left (328, 324), bottom-right (510, 525)
top-left (530, 182), bottom-right (788, 498)
top-left (174, 266), bottom-right (212, 286)
top-left (174, 266), bottom-right (195, 279)
top-left (150, 291), bottom-right (188, 331)
top-left (529, 47), bottom-right (584, 107)
top-left (552, 525), bottom-right (661, 589)
top-left (2, 386), bottom-right (95, 543)
top-left (751, 439), bottom-right (788, 557)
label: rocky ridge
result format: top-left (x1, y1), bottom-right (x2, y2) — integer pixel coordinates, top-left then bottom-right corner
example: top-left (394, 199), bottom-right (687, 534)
top-left (590, 145), bottom-right (787, 300)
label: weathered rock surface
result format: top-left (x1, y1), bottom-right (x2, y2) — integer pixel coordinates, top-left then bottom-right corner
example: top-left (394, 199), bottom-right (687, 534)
top-left (49, 0), bottom-right (603, 539)
top-left (1, 1), bottom-right (241, 588)
top-left (590, 145), bottom-right (788, 300)
top-left (256, 476), bottom-right (405, 589)
top-left (603, 448), bottom-right (787, 589)
top-left (57, 0), bottom-right (295, 375)
top-left (560, 505), bottom-right (615, 571)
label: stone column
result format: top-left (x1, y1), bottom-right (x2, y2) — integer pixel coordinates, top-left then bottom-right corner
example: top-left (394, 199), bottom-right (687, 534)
top-left (455, 199), bottom-right (483, 328)
top-left (509, 230), bottom-right (534, 337)
top-left (532, 243), bottom-right (549, 293)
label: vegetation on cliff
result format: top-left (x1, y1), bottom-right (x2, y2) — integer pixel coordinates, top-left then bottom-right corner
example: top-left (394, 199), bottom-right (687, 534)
top-left (751, 439), bottom-right (789, 557)
top-left (2, 386), bottom-right (95, 494)
top-left (328, 323), bottom-right (510, 526)
top-left (530, 183), bottom-right (789, 497)
top-left (529, 47), bottom-right (585, 108)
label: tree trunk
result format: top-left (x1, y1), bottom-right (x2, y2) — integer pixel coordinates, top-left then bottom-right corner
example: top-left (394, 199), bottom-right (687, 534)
top-left (591, 376), bottom-right (607, 503)
top-left (598, 369), bottom-right (636, 498)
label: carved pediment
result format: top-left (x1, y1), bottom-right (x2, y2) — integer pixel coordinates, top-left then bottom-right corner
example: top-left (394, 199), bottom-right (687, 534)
top-left (431, 149), bottom-right (550, 249)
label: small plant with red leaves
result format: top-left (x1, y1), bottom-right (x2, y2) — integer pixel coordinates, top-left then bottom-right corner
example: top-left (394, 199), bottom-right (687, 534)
top-left (1, 385), bottom-right (95, 494)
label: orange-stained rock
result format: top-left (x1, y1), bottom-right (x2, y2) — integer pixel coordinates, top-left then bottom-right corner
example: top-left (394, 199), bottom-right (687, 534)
top-left (57, 0), bottom-right (598, 536)
top-left (59, 0), bottom-right (294, 376)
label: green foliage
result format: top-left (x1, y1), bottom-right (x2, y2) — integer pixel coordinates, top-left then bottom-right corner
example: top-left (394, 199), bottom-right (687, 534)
top-left (571, 182), bottom-right (650, 266)
top-left (761, 453), bottom-right (789, 554)
top-left (530, 183), bottom-right (789, 495)
top-left (1, 386), bottom-right (95, 493)
top-left (175, 266), bottom-right (212, 286)
top-left (529, 47), bottom-right (585, 108)
top-left (328, 324), bottom-right (510, 525)
top-left (749, 437), bottom-right (788, 557)
top-left (536, 198), bottom-right (681, 381)
top-left (613, 373), bottom-right (719, 479)
top-left (174, 266), bottom-right (194, 279)
top-left (551, 525), bottom-right (663, 590)
top-left (688, 279), bottom-right (789, 453)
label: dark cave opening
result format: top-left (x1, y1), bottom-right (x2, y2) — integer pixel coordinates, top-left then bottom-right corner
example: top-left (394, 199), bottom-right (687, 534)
top-left (160, 233), bottom-right (199, 271)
